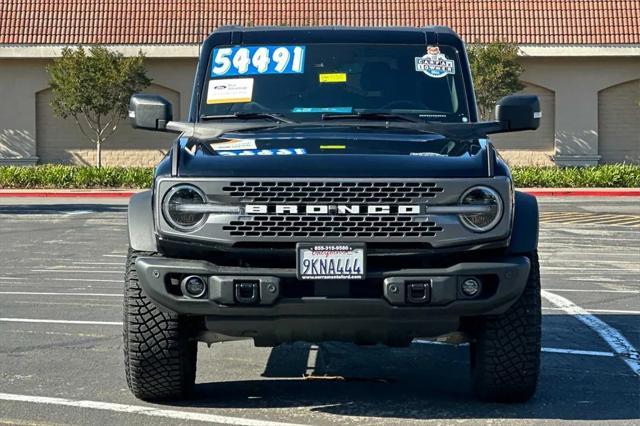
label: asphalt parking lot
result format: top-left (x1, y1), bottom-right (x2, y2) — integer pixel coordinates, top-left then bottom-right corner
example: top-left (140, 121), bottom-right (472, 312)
top-left (0, 196), bottom-right (638, 425)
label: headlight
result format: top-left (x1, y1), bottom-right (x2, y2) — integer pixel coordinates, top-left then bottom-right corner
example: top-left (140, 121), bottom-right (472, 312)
top-left (458, 186), bottom-right (503, 232)
top-left (162, 184), bottom-right (208, 231)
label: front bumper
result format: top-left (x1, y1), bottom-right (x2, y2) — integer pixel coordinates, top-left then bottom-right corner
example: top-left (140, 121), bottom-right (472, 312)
top-left (135, 255), bottom-right (530, 345)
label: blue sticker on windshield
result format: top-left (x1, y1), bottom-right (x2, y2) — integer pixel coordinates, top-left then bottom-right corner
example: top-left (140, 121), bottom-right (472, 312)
top-left (218, 148), bottom-right (307, 157)
top-left (211, 46), bottom-right (305, 77)
top-left (292, 107), bottom-right (353, 113)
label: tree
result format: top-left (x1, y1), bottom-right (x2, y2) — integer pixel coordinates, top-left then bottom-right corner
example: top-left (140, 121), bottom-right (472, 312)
top-left (467, 42), bottom-right (525, 121)
top-left (47, 46), bottom-right (151, 167)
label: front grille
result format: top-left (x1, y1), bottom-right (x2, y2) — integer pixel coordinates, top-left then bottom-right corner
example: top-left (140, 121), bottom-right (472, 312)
top-left (221, 181), bottom-right (444, 204)
top-left (222, 215), bottom-right (444, 238)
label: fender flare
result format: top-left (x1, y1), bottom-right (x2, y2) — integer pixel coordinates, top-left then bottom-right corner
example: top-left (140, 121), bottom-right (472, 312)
top-left (128, 190), bottom-right (158, 252)
top-left (506, 191), bottom-right (539, 255)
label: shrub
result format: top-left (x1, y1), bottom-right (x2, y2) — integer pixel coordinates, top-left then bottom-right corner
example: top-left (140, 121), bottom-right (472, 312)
top-left (0, 164), bottom-right (638, 189)
top-left (511, 165), bottom-right (640, 188)
top-left (0, 165), bottom-right (153, 189)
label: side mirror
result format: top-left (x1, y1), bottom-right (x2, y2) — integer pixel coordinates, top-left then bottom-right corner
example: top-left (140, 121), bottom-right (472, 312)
top-left (129, 94), bottom-right (173, 131)
top-left (495, 95), bottom-right (541, 132)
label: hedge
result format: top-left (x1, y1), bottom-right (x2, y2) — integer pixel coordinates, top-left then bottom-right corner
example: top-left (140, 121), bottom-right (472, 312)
top-left (0, 165), bottom-right (152, 189)
top-left (0, 164), bottom-right (639, 189)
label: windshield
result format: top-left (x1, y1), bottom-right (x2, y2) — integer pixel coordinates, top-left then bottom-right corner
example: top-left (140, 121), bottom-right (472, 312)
top-left (200, 43), bottom-right (470, 123)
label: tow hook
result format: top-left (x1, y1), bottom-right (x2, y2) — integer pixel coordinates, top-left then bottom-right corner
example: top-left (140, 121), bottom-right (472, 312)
top-left (234, 281), bottom-right (260, 304)
top-left (406, 282), bottom-right (431, 304)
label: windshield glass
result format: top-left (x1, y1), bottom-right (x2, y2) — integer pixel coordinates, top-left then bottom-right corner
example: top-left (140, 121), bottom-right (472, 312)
top-left (201, 43), bottom-right (470, 123)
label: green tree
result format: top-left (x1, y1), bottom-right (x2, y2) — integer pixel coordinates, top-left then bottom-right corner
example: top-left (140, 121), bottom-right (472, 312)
top-left (467, 42), bottom-right (525, 121)
top-left (47, 46), bottom-right (151, 167)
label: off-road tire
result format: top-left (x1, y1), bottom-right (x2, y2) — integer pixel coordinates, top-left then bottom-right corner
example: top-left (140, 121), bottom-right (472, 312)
top-left (123, 249), bottom-right (197, 401)
top-left (470, 252), bottom-right (541, 403)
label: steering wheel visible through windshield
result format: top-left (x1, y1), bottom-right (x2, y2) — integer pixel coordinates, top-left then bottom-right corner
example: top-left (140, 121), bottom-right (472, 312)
top-left (200, 43), bottom-right (470, 123)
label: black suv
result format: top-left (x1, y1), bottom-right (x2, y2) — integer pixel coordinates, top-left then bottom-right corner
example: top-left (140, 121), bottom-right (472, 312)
top-left (124, 26), bottom-right (542, 403)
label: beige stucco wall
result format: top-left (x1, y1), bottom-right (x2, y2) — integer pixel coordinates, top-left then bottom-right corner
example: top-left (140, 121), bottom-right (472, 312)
top-left (517, 56), bottom-right (640, 166)
top-left (0, 57), bottom-right (197, 166)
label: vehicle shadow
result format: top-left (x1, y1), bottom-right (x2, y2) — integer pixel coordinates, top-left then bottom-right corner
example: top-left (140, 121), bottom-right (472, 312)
top-left (171, 315), bottom-right (640, 422)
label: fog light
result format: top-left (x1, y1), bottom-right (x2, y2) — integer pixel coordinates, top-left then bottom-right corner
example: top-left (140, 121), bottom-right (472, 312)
top-left (461, 278), bottom-right (481, 297)
top-left (181, 275), bottom-right (206, 298)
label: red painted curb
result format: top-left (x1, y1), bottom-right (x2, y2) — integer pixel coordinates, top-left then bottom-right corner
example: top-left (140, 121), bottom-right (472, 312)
top-left (525, 190), bottom-right (640, 197)
top-left (0, 191), bottom-right (137, 198)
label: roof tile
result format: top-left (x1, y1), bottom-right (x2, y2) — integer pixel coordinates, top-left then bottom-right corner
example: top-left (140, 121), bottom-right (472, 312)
top-left (0, 0), bottom-right (638, 45)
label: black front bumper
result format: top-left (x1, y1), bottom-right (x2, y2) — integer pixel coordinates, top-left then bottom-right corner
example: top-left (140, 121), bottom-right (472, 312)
top-left (134, 255), bottom-right (530, 346)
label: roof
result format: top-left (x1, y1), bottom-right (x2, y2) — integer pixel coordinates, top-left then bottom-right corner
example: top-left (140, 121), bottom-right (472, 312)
top-left (1, 0), bottom-right (638, 45)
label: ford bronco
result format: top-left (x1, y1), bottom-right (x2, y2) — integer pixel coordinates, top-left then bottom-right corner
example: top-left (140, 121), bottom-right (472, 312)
top-left (124, 26), bottom-right (542, 403)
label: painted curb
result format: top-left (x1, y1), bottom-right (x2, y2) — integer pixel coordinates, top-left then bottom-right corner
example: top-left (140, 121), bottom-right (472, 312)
top-left (0, 189), bottom-right (639, 198)
top-left (524, 189), bottom-right (640, 197)
top-left (0, 191), bottom-right (138, 198)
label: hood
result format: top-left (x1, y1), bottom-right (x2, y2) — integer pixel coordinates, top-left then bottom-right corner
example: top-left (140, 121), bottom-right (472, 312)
top-left (171, 126), bottom-right (492, 178)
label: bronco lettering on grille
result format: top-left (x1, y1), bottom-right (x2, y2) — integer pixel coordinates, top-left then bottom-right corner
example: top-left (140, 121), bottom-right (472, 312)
top-left (245, 205), bottom-right (423, 215)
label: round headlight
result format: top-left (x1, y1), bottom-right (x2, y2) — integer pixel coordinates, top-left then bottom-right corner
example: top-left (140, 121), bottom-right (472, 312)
top-left (162, 184), bottom-right (208, 231)
top-left (458, 186), bottom-right (503, 232)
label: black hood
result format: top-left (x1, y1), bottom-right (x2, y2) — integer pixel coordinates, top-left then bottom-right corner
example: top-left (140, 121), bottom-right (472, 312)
top-left (165, 126), bottom-right (493, 178)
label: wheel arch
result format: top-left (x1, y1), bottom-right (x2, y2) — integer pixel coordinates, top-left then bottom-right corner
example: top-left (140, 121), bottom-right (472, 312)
top-left (507, 191), bottom-right (539, 255)
top-left (128, 190), bottom-right (158, 252)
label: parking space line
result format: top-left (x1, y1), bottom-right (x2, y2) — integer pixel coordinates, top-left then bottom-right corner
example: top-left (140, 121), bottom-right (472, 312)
top-left (543, 307), bottom-right (640, 315)
top-left (0, 318), bottom-right (122, 326)
top-left (31, 269), bottom-right (122, 274)
top-left (0, 393), bottom-right (304, 426)
top-left (541, 290), bottom-right (640, 376)
top-left (51, 278), bottom-right (120, 283)
top-left (543, 289), bottom-right (640, 294)
top-left (540, 347), bottom-right (615, 357)
top-left (413, 340), bottom-right (615, 357)
top-left (0, 292), bottom-right (121, 297)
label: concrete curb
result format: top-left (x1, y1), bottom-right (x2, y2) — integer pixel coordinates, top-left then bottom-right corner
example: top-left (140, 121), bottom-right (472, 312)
top-left (1, 188), bottom-right (639, 198)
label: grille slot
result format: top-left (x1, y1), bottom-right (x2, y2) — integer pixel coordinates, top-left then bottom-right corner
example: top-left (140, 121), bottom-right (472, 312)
top-left (221, 181), bottom-right (443, 204)
top-left (223, 215), bottom-right (444, 239)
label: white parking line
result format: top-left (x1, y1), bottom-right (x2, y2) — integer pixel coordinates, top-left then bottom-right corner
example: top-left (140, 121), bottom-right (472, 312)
top-left (52, 278), bottom-right (120, 283)
top-left (0, 393), bottom-right (304, 426)
top-left (543, 307), bottom-right (640, 315)
top-left (31, 269), bottom-right (122, 274)
top-left (103, 254), bottom-right (127, 258)
top-left (0, 292), bottom-right (121, 297)
top-left (542, 289), bottom-right (640, 294)
top-left (541, 290), bottom-right (640, 376)
top-left (412, 340), bottom-right (615, 357)
top-left (0, 318), bottom-right (122, 326)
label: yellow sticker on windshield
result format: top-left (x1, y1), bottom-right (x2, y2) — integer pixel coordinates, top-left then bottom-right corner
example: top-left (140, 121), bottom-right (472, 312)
top-left (319, 73), bottom-right (347, 83)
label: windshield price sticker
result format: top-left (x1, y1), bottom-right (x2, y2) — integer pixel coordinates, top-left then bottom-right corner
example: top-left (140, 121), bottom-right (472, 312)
top-left (415, 46), bottom-right (455, 78)
top-left (211, 45), bottom-right (305, 77)
top-left (206, 78), bottom-right (254, 104)
top-left (217, 148), bottom-right (307, 156)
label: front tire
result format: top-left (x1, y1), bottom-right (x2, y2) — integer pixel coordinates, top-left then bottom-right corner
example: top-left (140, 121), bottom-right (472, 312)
top-left (123, 249), bottom-right (197, 401)
top-left (470, 252), bottom-right (541, 403)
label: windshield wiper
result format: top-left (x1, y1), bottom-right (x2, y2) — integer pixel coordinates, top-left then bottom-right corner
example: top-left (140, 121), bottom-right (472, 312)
top-left (200, 112), bottom-right (295, 124)
top-left (321, 112), bottom-right (422, 123)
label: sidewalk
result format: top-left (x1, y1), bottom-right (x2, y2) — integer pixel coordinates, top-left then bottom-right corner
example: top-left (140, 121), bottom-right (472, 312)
top-left (1, 188), bottom-right (639, 197)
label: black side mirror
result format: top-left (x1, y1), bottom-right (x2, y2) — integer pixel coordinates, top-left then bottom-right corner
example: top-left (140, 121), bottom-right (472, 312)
top-left (129, 94), bottom-right (173, 131)
top-left (495, 94), bottom-right (540, 132)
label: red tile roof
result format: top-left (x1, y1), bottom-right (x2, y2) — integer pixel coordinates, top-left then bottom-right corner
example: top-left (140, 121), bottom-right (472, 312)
top-left (1, 0), bottom-right (638, 45)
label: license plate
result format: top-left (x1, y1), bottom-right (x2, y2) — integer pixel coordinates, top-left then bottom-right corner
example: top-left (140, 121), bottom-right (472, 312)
top-left (297, 244), bottom-right (366, 280)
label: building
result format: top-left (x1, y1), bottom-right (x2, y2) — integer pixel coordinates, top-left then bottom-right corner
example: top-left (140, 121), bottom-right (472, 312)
top-left (0, 0), bottom-right (638, 167)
